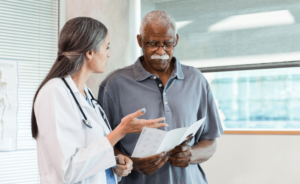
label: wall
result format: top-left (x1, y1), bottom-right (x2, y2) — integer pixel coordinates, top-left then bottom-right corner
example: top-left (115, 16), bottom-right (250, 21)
top-left (66, 0), bottom-right (140, 96)
top-left (202, 134), bottom-right (300, 184)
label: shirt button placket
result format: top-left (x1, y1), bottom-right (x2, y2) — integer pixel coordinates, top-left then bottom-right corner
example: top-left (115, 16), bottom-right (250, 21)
top-left (163, 92), bottom-right (170, 112)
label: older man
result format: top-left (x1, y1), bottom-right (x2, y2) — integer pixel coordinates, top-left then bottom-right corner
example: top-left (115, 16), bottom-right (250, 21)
top-left (98, 10), bottom-right (223, 184)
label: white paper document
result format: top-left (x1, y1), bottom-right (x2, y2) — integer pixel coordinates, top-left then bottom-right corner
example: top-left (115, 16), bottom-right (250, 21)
top-left (132, 117), bottom-right (206, 158)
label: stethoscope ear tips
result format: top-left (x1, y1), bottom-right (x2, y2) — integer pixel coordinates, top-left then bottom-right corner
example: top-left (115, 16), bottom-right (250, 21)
top-left (83, 119), bottom-right (93, 128)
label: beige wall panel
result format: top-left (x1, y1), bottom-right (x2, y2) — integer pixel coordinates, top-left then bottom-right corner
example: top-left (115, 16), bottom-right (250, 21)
top-left (66, 0), bottom-right (132, 96)
top-left (202, 135), bottom-right (300, 184)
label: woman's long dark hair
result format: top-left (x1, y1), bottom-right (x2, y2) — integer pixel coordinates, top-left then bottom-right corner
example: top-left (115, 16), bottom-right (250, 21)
top-left (31, 17), bottom-right (108, 139)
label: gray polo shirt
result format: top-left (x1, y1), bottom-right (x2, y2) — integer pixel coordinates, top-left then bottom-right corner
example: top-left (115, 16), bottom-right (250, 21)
top-left (98, 56), bottom-right (223, 184)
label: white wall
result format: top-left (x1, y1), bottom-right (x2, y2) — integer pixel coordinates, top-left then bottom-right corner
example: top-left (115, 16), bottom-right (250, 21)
top-left (202, 135), bottom-right (300, 184)
top-left (65, 1), bottom-right (300, 184)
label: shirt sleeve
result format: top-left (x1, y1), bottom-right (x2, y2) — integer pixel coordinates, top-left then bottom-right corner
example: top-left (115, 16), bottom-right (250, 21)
top-left (35, 85), bottom-right (116, 184)
top-left (195, 84), bottom-right (224, 142)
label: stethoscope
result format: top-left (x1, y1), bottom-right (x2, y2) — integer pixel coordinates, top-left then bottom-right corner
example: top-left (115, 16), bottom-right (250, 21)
top-left (62, 78), bottom-right (112, 131)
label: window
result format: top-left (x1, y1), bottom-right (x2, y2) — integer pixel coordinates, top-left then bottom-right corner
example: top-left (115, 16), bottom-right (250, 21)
top-left (203, 68), bottom-right (300, 130)
top-left (0, 1), bottom-right (59, 183)
top-left (141, 0), bottom-right (300, 132)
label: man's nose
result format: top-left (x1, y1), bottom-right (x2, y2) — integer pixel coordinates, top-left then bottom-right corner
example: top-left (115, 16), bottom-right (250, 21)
top-left (156, 46), bottom-right (166, 55)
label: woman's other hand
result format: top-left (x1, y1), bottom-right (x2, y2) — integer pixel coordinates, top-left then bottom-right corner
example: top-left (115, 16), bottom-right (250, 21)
top-left (113, 154), bottom-right (133, 177)
top-left (119, 108), bottom-right (167, 135)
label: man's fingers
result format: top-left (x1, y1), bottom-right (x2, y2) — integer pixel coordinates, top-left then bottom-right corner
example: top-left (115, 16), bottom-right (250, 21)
top-left (144, 156), bottom-right (169, 175)
top-left (185, 138), bottom-right (192, 144)
top-left (169, 150), bottom-right (192, 158)
top-left (169, 145), bottom-right (189, 155)
top-left (140, 157), bottom-right (163, 172)
top-left (169, 156), bottom-right (190, 168)
top-left (169, 156), bottom-right (190, 164)
top-left (138, 152), bottom-right (165, 164)
top-left (180, 136), bottom-right (193, 146)
top-left (136, 152), bottom-right (165, 164)
top-left (169, 162), bottom-right (189, 168)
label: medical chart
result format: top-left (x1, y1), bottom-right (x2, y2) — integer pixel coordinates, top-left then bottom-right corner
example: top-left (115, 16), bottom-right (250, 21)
top-left (132, 117), bottom-right (206, 158)
top-left (0, 59), bottom-right (18, 151)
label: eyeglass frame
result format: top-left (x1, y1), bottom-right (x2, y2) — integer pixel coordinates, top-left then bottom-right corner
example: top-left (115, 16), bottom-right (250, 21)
top-left (142, 39), bottom-right (177, 52)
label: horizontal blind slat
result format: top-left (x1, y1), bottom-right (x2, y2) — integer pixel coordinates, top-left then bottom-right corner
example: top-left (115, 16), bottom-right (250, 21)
top-left (0, 0), bottom-right (58, 9)
top-left (0, 27), bottom-right (58, 37)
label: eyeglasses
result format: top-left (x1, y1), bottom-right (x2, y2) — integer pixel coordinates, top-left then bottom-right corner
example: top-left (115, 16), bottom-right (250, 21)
top-left (144, 41), bottom-right (176, 52)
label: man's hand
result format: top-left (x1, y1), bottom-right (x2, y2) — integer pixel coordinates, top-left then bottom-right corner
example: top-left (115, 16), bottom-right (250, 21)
top-left (132, 152), bottom-right (169, 176)
top-left (113, 154), bottom-right (133, 177)
top-left (168, 145), bottom-right (192, 168)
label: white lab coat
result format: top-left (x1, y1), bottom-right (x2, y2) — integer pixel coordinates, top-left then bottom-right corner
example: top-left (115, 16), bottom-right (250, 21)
top-left (34, 75), bottom-right (118, 184)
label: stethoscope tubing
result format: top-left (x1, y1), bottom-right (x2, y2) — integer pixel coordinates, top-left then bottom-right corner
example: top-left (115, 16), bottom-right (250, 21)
top-left (62, 78), bottom-right (115, 174)
top-left (62, 78), bottom-right (112, 131)
top-left (62, 78), bottom-right (88, 120)
top-left (88, 90), bottom-right (113, 132)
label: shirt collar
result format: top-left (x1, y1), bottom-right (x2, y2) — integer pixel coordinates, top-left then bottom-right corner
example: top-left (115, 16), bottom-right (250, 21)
top-left (133, 56), bottom-right (184, 82)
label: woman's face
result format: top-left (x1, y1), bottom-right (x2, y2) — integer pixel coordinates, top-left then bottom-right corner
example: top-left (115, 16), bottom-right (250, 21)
top-left (88, 33), bottom-right (111, 73)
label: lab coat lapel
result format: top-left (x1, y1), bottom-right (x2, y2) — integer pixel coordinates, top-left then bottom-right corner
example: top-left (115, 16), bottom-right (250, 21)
top-left (64, 76), bottom-right (111, 134)
top-left (79, 92), bottom-right (111, 135)
top-left (64, 75), bottom-right (80, 93)
top-left (64, 76), bottom-right (98, 120)
top-left (77, 90), bottom-right (99, 123)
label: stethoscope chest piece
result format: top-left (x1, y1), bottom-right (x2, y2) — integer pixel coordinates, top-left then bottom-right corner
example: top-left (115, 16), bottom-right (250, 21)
top-left (83, 119), bottom-right (93, 128)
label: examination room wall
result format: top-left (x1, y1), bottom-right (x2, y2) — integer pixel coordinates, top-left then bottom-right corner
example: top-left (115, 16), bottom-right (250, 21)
top-left (202, 135), bottom-right (300, 184)
top-left (65, 1), bottom-right (300, 184)
top-left (65, 0), bottom-right (136, 96)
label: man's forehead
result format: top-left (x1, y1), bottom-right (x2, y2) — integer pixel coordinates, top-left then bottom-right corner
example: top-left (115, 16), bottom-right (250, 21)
top-left (143, 24), bottom-right (176, 41)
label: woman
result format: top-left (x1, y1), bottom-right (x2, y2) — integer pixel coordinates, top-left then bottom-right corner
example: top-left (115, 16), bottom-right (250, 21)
top-left (31, 17), bottom-right (167, 184)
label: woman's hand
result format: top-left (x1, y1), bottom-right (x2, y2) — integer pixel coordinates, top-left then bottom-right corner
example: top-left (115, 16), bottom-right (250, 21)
top-left (118, 108), bottom-right (167, 135)
top-left (106, 108), bottom-right (167, 146)
top-left (113, 154), bottom-right (133, 177)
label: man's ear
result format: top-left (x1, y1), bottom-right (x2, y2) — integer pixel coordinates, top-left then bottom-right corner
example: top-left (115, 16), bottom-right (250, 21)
top-left (175, 34), bottom-right (179, 46)
top-left (85, 50), bottom-right (93, 60)
top-left (137, 34), bottom-right (142, 48)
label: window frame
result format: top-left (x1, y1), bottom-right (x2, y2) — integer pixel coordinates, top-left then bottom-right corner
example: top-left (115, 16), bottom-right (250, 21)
top-left (200, 64), bottom-right (300, 135)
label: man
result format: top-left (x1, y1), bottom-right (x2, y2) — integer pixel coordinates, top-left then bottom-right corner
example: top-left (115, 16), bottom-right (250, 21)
top-left (98, 10), bottom-right (223, 184)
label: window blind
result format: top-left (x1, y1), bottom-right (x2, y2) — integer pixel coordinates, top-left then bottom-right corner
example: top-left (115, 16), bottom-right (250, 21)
top-left (0, 1), bottom-right (59, 183)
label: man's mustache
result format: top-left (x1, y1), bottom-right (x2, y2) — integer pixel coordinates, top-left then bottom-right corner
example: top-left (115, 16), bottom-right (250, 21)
top-left (151, 54), bottom-right (169, 60)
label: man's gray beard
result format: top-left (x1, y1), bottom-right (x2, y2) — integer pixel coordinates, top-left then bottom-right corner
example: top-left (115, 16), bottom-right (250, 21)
top-left (151, 54), bottom-right (170, 60)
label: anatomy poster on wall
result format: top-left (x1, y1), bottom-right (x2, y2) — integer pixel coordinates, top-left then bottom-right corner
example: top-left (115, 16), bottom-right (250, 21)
top-left (0, 59), bottom-right (18, 151)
